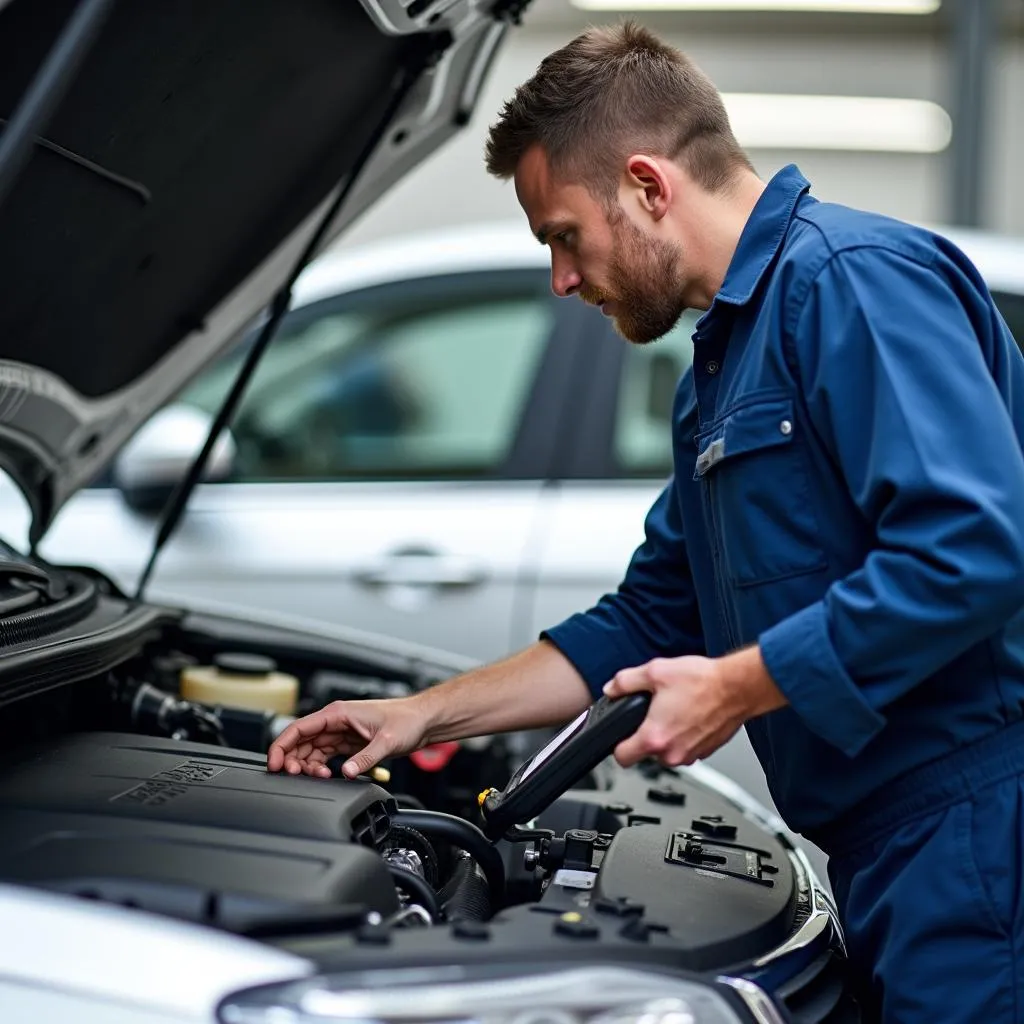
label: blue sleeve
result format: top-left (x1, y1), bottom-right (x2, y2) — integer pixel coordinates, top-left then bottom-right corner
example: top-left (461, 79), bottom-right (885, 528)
top-left (542, 479), bottom-right (706, 698)
top-left (759, 246), bottom-right (1024, 757)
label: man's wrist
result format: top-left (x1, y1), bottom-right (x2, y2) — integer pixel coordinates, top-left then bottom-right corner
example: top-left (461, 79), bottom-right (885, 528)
top-left (407, 683), bottom-right (451, 745)
top-left (717, 645), bottom-right (788, 719)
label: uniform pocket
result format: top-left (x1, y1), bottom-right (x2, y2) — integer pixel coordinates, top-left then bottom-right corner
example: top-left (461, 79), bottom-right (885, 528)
top-left (957, 783), bottom-right (1022, 943)
top-left (694, 394), bottom-right (827, 587)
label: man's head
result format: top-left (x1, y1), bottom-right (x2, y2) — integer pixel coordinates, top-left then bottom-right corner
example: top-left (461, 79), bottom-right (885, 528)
top-left (485, 22), bottom-right (757, 343)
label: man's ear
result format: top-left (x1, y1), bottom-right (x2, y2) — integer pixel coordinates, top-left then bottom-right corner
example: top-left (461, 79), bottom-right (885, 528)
top-left (624, 155), bottom-right (672, 222)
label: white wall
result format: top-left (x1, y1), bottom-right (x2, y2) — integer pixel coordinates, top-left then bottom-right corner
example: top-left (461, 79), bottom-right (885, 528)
top-left (991, 39), bottom-right (1024, 232)
top-left (336, 17), bottom-right (1023, 252)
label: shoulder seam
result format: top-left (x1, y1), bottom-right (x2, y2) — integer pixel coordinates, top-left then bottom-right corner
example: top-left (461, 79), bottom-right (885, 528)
top-left (783, 230), bottom-right (940, 340)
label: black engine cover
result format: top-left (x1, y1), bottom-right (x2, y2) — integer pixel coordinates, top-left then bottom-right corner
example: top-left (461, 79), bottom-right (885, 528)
top-left (593, 822), bottom-right (794, 970)
top-left (0, 732), bottom-right (400, 928)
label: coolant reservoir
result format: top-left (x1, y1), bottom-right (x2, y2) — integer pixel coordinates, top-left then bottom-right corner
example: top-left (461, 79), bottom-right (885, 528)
top-left (181, 652), bottom-right (299, 714)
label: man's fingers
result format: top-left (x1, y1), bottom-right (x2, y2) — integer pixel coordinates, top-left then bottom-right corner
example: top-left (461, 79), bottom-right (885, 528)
top-left (269, 733), bottom-right (315, 771)
top-left (272, 709), bottom-right (333, 757)
top-left (613, 733), bottom-right (646, 768)
top-left (267, 702), bottom-right (402, 783)
top-left (342, 733), bottom-right (390, 779)
top-left (270, 707), bottom-right (351, 761)
top-left (278, 753), bottom-right (334, 779)
top-left (604, 664), bottom-right (652, 698)
top-left (307, 751), bottom-right (334, 779)
top-left (269, 722), bottom-right (350, 775)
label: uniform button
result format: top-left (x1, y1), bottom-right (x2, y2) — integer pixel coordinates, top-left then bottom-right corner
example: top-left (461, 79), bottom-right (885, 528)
top-left (705, 360), bottom-right (719, 375)
top-left (780, 419), bottom-right (793, 435)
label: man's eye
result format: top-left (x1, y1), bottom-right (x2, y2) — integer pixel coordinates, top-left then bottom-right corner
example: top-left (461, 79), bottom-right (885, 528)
top-left (556, 231), bottom-right (575, 248)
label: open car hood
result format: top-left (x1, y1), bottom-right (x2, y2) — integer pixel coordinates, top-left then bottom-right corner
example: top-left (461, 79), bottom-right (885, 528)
top-left (0, 0), bottom-right (523, 545)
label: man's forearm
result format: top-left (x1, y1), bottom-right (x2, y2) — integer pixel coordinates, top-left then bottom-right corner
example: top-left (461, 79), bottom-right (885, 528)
top-left (413, 640), bottom-right (593, 743)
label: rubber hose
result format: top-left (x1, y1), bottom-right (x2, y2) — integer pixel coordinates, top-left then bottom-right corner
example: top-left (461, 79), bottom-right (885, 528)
top-left (437, 851), bottom-right (474, 905)
top-left (443, 860), bottom-right (492, 922)
top-left (392, 809), bottom-right (505, 904)
top-left (387, 864), bottom-right (440, 921)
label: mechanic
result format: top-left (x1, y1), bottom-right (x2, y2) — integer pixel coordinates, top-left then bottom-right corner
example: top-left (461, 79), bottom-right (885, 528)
top-left (269, 22), bottom-right (1024, 1022)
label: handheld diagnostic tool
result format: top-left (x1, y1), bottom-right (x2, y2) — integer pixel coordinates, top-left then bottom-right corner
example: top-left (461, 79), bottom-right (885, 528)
top-left (478, 691), bottom-right (652, 839)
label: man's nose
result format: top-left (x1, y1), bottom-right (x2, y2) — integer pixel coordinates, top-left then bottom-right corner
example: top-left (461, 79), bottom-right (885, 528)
top-left (550, 253), bottom-right (581, 298)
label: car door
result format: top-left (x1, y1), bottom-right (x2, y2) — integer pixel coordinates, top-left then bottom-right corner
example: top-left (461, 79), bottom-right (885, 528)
top-left (35, 270), bottom-right (565, 663)
top-left (523, 306), bottom-right (699, 645)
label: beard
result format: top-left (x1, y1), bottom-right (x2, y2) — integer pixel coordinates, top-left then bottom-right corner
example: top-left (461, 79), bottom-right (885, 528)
top-left (580, 214), bottom-right (686, 346)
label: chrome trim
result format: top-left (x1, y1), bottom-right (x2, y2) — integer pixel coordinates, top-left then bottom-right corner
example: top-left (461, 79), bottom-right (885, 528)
top-left (750, 842), bottom-right (842, 969)
top-left (752, 908), bottom-right (831, 968)
top-left (716, 978), bottom-right (787, 1024)
top-left (791, 845), bottom-right (846, 953)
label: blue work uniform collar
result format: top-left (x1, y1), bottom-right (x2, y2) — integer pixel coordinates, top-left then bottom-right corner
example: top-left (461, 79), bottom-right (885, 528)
top-left (695, 164), bottom-right (811, 332)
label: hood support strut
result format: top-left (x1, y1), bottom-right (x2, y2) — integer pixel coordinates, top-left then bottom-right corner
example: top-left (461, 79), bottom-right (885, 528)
top-left (132, 52), bottom-right (439, 602)
top-left (0, 0), bottom-right (117, 216)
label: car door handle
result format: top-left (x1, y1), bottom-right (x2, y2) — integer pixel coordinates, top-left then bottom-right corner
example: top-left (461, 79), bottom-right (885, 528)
top-left (353, 551), bottom-right (487, 589)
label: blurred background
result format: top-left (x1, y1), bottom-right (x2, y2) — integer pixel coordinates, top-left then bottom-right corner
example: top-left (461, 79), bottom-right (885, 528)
top-left (339, 0), bottom-right (1024, 247)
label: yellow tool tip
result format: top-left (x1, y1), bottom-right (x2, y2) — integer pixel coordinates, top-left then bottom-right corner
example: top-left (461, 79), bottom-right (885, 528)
top-left (370, 766), bottom-right (391, 784)
top-left (561, 912), bottom-right (583, 923)
top-left (478, 787), bottom-right (496, 808)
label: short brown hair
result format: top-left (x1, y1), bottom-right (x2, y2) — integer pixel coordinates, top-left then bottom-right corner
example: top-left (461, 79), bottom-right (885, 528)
top-left (485, 21), bottom-right (752, 202)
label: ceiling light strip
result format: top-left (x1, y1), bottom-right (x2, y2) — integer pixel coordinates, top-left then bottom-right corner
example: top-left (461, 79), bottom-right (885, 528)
top-left (570, 1), bottom-right (940, 14)
top-left (722, 93), bottom-right (951, 152)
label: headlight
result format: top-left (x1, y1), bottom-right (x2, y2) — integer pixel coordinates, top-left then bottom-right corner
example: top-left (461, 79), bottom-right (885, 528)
top-left (219, 965), bottom-right (756, 1024)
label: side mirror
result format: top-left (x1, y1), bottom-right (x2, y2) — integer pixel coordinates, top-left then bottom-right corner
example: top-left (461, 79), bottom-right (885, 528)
top-left (113, 404), bottom-right (236, 514)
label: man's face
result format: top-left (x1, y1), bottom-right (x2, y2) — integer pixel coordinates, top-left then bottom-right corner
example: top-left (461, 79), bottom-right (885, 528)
top-left (514, 145), bottom-right (686, 345)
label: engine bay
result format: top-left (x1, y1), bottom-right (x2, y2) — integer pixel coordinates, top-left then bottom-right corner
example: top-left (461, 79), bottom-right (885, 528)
top-left (0, 560), bottom-right (848, 1019)
top-left (0, 728), bottom-right (800, 970)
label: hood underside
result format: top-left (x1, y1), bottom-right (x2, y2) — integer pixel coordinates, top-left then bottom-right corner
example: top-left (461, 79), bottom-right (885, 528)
top-left (0, 0), bottom-right (515, 544)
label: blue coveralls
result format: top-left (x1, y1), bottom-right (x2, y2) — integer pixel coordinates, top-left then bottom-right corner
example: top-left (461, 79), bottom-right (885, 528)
top-left (544, 165), bottom-right (1024, 1022)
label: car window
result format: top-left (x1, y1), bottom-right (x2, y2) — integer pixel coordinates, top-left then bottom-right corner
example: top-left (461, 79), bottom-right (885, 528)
top-left (178, 276), bottom-right (554, 481)
top-left (994, 291), bottom-right (1024, 355)
top-left (610, 289), bottom-right (1024, 479)
top-left (612, 312), bottom-right (699, 477)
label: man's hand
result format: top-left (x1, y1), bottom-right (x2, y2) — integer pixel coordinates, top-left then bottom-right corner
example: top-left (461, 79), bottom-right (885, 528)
top-left (267, 697), bottom-right (428, 780)
top-left (603, 646), bottom-right (787, 768)
top-left (265, 642), bottom-right (592, 782)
